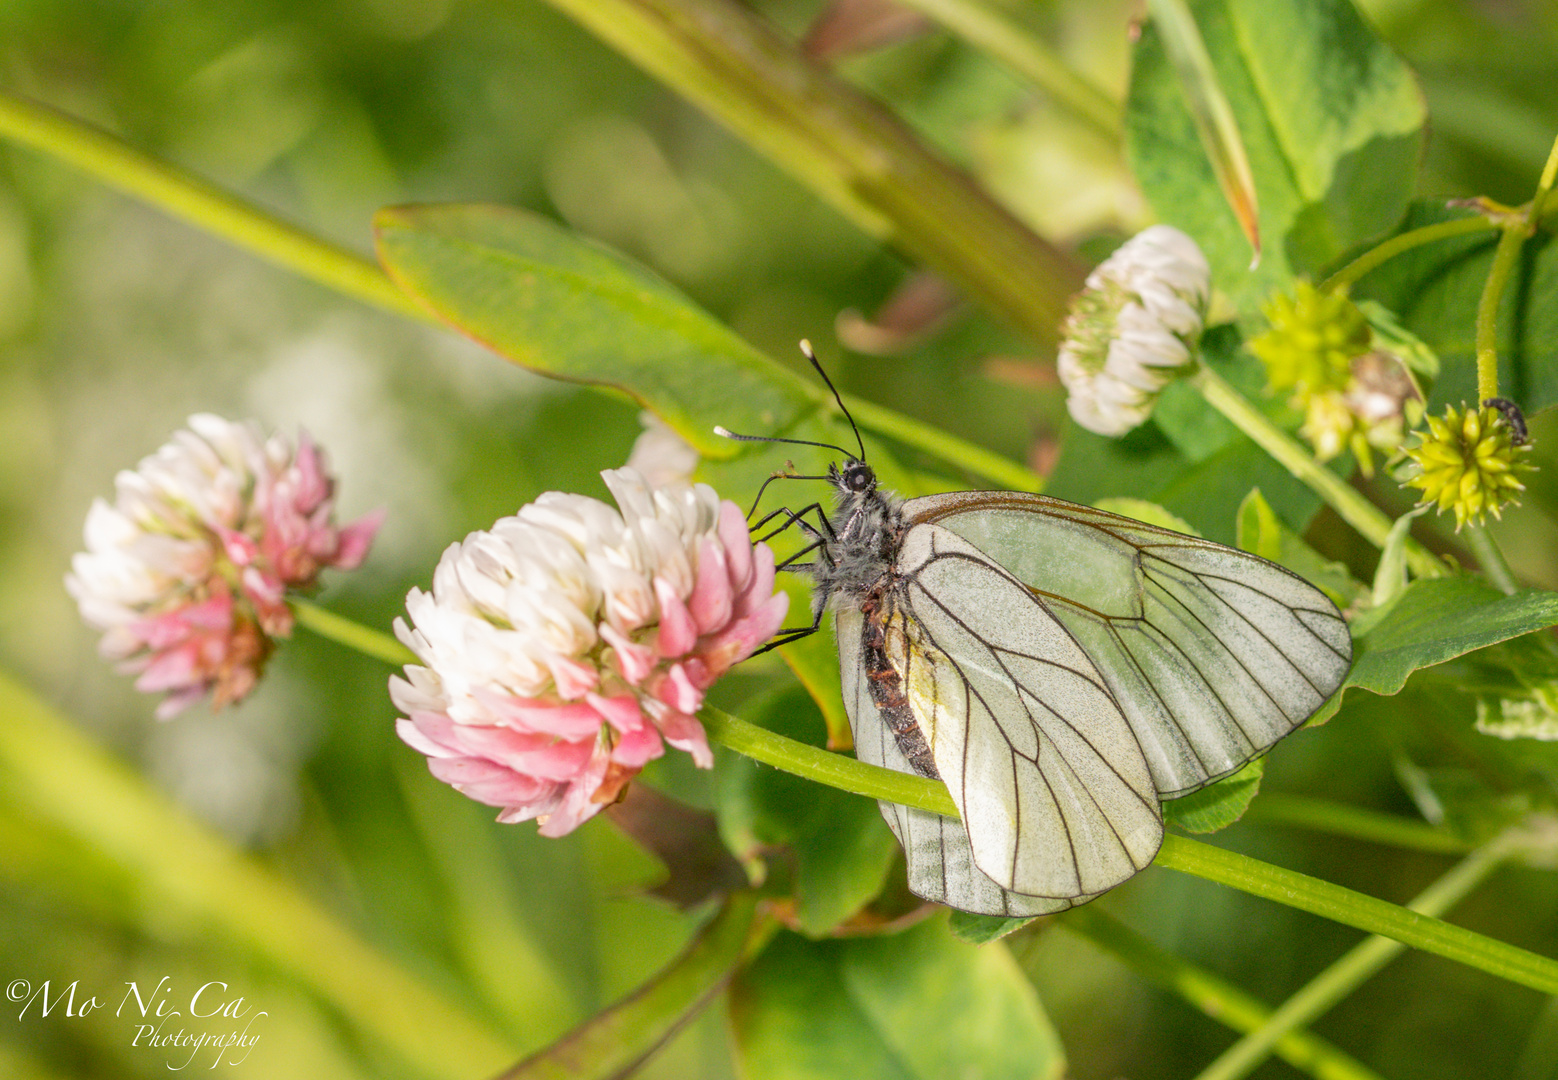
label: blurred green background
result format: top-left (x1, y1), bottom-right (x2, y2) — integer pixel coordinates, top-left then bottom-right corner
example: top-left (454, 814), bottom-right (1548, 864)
top-left (2, 1), bottom-right (1558, 1078)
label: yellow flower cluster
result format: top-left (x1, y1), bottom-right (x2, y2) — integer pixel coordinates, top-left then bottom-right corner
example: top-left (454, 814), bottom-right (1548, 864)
top-left (1402, 403), bottom-right (1533, 531)
top-left (1249, 282), bottom-right (1370, 399)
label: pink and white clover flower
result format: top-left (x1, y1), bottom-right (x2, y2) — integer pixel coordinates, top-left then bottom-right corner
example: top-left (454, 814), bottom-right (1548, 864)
top-left (392, 467), bottom-right (788, 837)
top-left (66, 414), bottom-right (383, 718)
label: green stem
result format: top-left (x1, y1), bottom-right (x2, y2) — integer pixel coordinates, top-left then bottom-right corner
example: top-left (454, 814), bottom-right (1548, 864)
top-left (1192, 840), bottom-right (1508, 1080)
top-left (1321, 216), bottom-right (1496, 292)
top-left (890, 0), bottom-right (1121, 136)
top-left (1243, 793), bottom-right (1471, 855)
top-left (291, 598), bottom-right (417, 665)
top-left (1189, 365), bottom-right (1446, 578)
top-left (698, 707), bottom-right (1558, 996)
top-left (535, 0), bottom-right (1086, 344)
top-left (1062, 907), bottom-right (1385, 1080)
top-left (1464, 524), bottom-right (1521, 596)
top-left (1473, 132), bottom-right (1558, 402)
top-left (1152, 834), bottom-right (1558, 995)
top-left (0, 89), bottom-right (1042, 493)
top-left (1475, 224), bottom-right (1527, 401)
top-left (0, 91), bottom-right (425, 319)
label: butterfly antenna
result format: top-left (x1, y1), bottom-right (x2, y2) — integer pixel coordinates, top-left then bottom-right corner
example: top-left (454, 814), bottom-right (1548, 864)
top-left (798, 339), bottom-right (866, 461)
top-left (712, 426), bottom-right (854, 460)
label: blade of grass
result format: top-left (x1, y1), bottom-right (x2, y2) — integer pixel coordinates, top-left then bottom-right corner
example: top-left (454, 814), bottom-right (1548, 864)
top-left (1192, 837), bottom-right (1510, 1080)
top-left (0, 670), bottom-right (516, 1080)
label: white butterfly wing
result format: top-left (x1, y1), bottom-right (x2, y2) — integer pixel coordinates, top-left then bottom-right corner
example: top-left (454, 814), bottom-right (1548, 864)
top-left (905, 492), bottom-right (1352, 798)
top-left (837, 607), bottom-right (1083, 916)
top-left (888, 524), bottom-right (1164, 899)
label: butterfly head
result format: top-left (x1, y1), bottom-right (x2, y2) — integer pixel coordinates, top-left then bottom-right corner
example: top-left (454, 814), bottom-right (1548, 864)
top-left (830, 458), bottom-right (877, 499)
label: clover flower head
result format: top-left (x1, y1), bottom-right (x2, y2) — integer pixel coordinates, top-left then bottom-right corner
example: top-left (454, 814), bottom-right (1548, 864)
top-left (1401, 403), bottom-right (1534, 531)
top-left (1057, 225), bottom-right (1210, 436)
top-left (66, 414), bottom-right (383, 718)
top-left (391, 468), bottom-right (789, 837)
top-left (625, 411), bottom-right (700, 488)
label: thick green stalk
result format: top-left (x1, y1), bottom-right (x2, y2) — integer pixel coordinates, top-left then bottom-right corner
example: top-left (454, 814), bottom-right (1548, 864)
top-left (696, 707), bottom-right (1558, 996)
top-left (1192, 840), bottom-right (1509, 1080)
top-left (889, 0), bottom-right (1121, 136)
top-left (0, 671), bottom-right (516, 1080)
top-left (1190, 365), bottom-right (1446, 577)
top-left (1321, 216), bottom-right (1496, 292)
top-left (1062, 906), bottom-right (1385, 1080)
top-left (534, 0), bottom-right (1086, 344)
top-left (0, 91), bottom-right (425, 319)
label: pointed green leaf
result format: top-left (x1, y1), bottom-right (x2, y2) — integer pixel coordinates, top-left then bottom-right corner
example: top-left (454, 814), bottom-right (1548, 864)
top-left (374, 203), bottom-right (816, 456)
top-left (1311, 578), bottom-right (1558, 724)
top-left (1127, 0), bottom-right (1426, 313)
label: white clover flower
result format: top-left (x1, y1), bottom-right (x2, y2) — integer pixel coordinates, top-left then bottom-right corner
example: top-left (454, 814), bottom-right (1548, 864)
top-left (392, 467), bottom-right (788, 837)
top-left (66, 415), bottom-right (382, 718)
top-left (1056, 225), bottom-right (1210, 436)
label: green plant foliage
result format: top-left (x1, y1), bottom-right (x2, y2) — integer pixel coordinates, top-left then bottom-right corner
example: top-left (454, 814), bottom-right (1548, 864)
top-left (729, 917), bottom-right (1065, 1080)
top-left (1355, 202), bottom-right (1558, 413)
top-left (715, 687), bottom-right (898, 937)
top-left (374, 203), bottom-right (816, 456)
top-left (1313, 577), bottom-right (1558, 724)
top-left (1127, 0), bottom-right (1426, 313)
top-left (1162, 758), bottom-right (1264, 833)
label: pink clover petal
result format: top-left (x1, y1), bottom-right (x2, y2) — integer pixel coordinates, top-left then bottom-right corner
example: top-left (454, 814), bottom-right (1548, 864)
top-left (440, 723), bottom-right (596, 781)
top-left (537, 740), bottom-right (613, 837)
top-left (700, 593), bottom-right (789, 671)
top-left (610, 723), bottom-right (665, 768)
top-left (730, 541), bottom-right (778, 620)
top-left (586, 692), bottom-right (647, 734)
top-left (427, 756), bottom-right (554, 808)
top-left (331, 508), bottom-right (385, 570)
top-left (548, 655), bottom-right (600, 700)
top-left (219, 528), bottom-right (260, 568)
top-left (473, 689), bottom-right (607, 740)
top-left (134, 643), bottom-right (205, 693)
top-left (290, 434), bottom-right (333, 514)
top-left (686, 538), bottom-right (734, 636)
top-left (653, 577), bottom-right (698, 659)
top-left (716, 501), bottom-right (753, 591)
top-left (600, 624), bottom-right (656, 684)
top-left (652, 662), bottom-right (704, 715)
top-left (656, 710), bottom-right (713, 769)
top-left (397, 715), bottom-right (461, 758)
top-left (154, 687), bottom-right (208, 720)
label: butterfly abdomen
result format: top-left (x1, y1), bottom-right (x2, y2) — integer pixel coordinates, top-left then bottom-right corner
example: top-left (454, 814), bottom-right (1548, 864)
top-left (860, 596), bottom-right (940, 780)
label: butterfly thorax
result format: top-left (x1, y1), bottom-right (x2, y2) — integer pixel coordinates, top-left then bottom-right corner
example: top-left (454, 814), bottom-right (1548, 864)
top-left (808, 459), bottom-right (904, 616)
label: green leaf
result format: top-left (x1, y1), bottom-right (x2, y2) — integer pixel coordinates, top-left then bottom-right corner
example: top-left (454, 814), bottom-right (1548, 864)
top-left (1163, 758), bottom-right (1264, 833)
top-left (1311, 578), bottom-right (1558, 724)
top-left (374, 202), bottom-right (816, 456)
top-left (947, 911), bottom-right (1037, 944)
top-left (1127, 0), bottom-right (1426, 314)
top-left (715, 687), bottom-right (899, 937)
top-left (1354, 201), bottom-right (1558, 414)
top-left (1236, 488), bottom-right (1364, 608)
top-left (729, 917), bottom-right (1066, 1080)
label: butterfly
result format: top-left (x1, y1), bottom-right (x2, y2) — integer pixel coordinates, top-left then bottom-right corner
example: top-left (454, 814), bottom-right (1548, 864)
top-left (721, 344), bottom-right (1353, 916)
